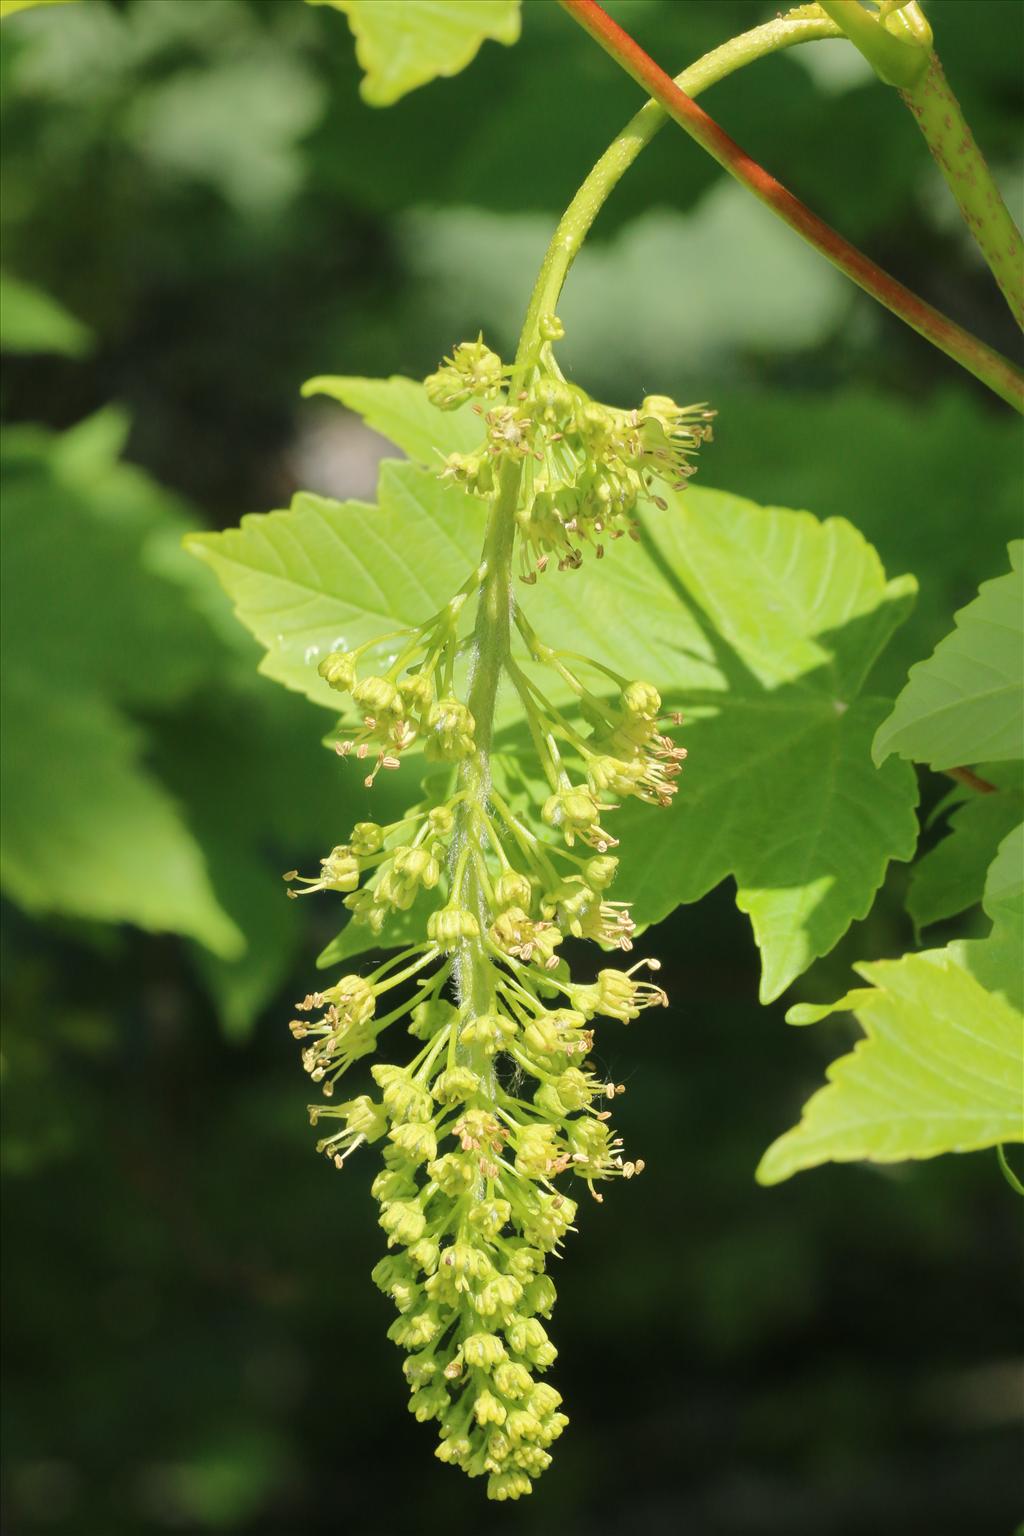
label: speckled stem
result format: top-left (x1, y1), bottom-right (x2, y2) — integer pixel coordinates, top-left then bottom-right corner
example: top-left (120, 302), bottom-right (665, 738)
top-left (900, 53), bottom-right (1024, 329)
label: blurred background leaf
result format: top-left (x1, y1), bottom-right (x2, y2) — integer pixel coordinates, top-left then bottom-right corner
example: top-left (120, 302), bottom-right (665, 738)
top-left (0, 269), bottom-right (91, 354)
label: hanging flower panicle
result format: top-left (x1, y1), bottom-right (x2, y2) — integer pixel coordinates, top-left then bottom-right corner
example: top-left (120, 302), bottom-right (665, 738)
top-left (432, 322), bottom-right (714, 581)
top-left (285, 325), bottom-right (704, 1500)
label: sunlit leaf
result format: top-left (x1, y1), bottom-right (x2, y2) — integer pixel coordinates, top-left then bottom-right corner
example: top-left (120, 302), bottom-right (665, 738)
top-left (302, 374), bottom-right (484, 465)
top-left (609, 491), bottom-right (919, 1002)
top-left (761, 815), bottom-right (1024, 1183)
top-left (756, 943), bottom-right (1023, 1184)
top-left (186, 463), bottom-right (486, 710)
top-left (311, 0), bottom-right (521, 106)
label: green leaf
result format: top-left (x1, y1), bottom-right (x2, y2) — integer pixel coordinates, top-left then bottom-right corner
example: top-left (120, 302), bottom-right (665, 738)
top-left (756, 945), bottom-right (1023, 1185)
top-left (186, 461), bottom-right (487, 709)
top-left (0, 676), bottom-right (241, 957)
top-left (948, 819), bottom-right (1024, 1013)
top-left (907, 764), bottom-right (1024, 931)
top-left (606, 491), bottom-right (919, 1002)
top-left (301, 374), bottom-right (484, 466)
top-left (983, 820), bottom-right (1023, 933)
top-left (874, 542), bottom-right (1023, 769)
top-left (310, 0), bottom-right (521, 106)
top-left (0, 271), bottom-right (91, 355)
top-left (694, 389), bottom-right (1023, 702)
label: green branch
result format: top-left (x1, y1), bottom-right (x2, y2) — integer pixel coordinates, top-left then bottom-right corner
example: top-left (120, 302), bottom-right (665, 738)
top-left (900, 55), bottom-right (1024, 328)
top-left (817, 0), bottom-right (929, 86)
top-left (820, 1), bottom-right (1024, 329)
top-left (556, 0), bottom-right (1024, 413)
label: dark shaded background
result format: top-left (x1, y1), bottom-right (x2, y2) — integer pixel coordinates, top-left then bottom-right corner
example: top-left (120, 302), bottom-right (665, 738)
top-left (2, 2), bottom-right (1022, 1532)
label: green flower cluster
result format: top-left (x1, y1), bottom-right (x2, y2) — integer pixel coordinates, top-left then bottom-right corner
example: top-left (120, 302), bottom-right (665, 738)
top-left (286, 330), bottom-right (698, 1500)
top-left (311, 570), bottom-right (479, 787)
top-left (432, 327), bottom-right (714, 580)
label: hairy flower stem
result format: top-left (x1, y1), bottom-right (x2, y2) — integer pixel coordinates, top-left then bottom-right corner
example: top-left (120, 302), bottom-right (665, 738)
top-left (522, 8), bottom-right (844, 339)
top-left (449, 9), bottom-right (870, 1068)
top-left (557, 0), bottom-right (1024, 412)
top-left (453, 458), bottom-right (521, 1086)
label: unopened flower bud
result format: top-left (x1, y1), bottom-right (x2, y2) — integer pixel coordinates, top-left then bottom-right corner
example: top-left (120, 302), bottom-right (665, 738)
top-left (474, 1390), bottom-right (507, 1426)
top-left (585, 855), bottom-right (619, 889)
top-left (493, 869), bottom-right (533, 910)
top-left (542, 787), bottom-right (601, 839)
top-left (352, 676), bottom-right (402, 719)
top-left (432, 1065), bottom-right (480, 1104)
top-left (488, 1470), bottom-right (532, 1502)
top-left (389, 1120), bottom-right (438, 1165)
top-left (505, 1316), bottom-right (556, 1368)
top-left (371, 1253), bottom-right (413, 1298)
top-left (403, 1353), bottom-right (437, 1388)
top-left (350, 821), bottom-right (384, 855)
top-left (492, 1361), bottom-right (533, 1400)
top-left (392, 844), bottom-right (440, 889)
top-left (428, 1152), bottom-right (477, 1196)
top-left (460, 1011), bottom-right (516, 1056)
top-left (409, 1382), bottom-right (449, 1422)
top-left (428, 805), bottom-right (454, 835)
top-left (379, 1199), bottom-right (427, 1247)
top-left (425, 697), bottom-right (476, 761)
top-left (462, 1332), bottom-right (507, 1370)
top-left (407, 1237), bottom-right (440, 1275)
top-left (427, 904), bottom-right (480, 949)
top-left (621, 680), bottom-right (661, 719)
top-left (409, 996), bottom-right (458, 1040)
top-left (399, 672), bottom-right (434, 716)
top-left (468, 1198), bottom-right (511, 1239)
top-left (523, 1274), bottom-right (557, 1318)
top-left (388, 1306), bottom-right (440, 1349)
top-left (318, 650), bottom-right (358, 692)
top-left (529, 1382), bottom-right (563, 1418)
top-left (372, 1064), bottom-right (434, 1123)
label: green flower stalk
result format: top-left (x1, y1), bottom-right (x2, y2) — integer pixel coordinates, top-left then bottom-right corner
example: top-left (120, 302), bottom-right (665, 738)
top-left (287, 326), bottom-right (710, 1499)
